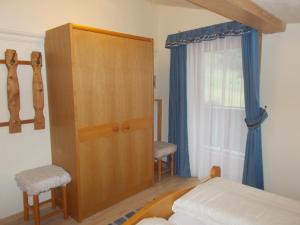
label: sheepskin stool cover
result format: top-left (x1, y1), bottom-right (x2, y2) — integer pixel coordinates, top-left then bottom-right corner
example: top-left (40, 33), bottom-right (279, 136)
top-left (15, 165), bottom-right (71, 196)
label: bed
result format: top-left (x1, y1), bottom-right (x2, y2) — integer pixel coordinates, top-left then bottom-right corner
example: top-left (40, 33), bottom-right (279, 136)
top-left (124, 166), bottom-right (300, 225)
top-left (123, 166), bottom-right (221, 225)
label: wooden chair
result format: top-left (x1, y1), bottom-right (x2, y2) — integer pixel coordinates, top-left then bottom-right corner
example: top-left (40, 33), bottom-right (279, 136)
top-left (15, 165), bottom-right (71, 225)
top-left (154, 99), bottom-right (177, 181)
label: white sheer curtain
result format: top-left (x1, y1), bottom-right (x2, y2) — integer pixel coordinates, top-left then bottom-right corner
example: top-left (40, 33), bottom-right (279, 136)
top-left (187, 36), bottom-right (247, 182)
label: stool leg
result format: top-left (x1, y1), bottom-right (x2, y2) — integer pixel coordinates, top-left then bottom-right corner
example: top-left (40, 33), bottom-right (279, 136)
top-left (157, 159), bottom-right (162, 182)
top-left (61, 185), bottom-right (68, 219)
top-left (51, 188), bottom-right (56, 209)
top-left (23, 192), bottom-right (29, 221)
top-left (33, 195), bottom-right (40, 225)
top-left (170, 153), bottom-right (174, 176)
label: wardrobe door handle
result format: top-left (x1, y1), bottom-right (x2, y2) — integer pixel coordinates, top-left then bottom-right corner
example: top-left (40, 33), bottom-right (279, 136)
top-left (121, 118), bottom-right (152, 134)
top-left (122, 124), bottom-right (130, 132)
top-left (112, 126), bottom-right (119, 132)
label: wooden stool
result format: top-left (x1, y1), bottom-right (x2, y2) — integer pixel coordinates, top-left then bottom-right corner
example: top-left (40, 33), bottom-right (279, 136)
top-left (15, 165), bottom-right (71, 225)
top-left (154, 141), bottom-right (177, 181)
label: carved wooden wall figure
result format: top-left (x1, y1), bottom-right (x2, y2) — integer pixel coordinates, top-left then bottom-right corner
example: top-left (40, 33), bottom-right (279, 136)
top-left (5, 49), bottom-right (21, 133)
top-left (0, 49), bottom-right (45, 133)
top-left (31, 51), bottom-right (45, 130)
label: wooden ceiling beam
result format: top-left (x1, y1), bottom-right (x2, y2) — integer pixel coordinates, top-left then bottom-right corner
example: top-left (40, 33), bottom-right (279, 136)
top-left (187, 0), bottom-right (286, 34)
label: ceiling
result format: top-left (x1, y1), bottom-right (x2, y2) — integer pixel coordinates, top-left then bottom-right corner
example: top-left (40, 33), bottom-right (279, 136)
top-left (149, 0), bottom-right (300, 23)
top-left (147, 0), bottom-right (199, 9)
top-left (253, 0), bottom-right (300, 23)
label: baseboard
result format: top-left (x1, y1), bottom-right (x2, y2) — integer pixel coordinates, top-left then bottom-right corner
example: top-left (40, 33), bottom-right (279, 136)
top-left (0, 202), bottom-right (51, 225)
top-left (0, 211), bottom-right (23, 225)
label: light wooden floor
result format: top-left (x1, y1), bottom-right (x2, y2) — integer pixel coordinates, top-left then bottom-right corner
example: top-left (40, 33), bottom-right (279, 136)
top-left (1, 176), bottom-right (202, 225)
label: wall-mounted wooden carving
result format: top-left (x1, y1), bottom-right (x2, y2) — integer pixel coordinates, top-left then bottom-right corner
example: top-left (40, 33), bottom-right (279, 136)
top-left (0, 49), bottom-right (45, 133)
top-left (31, 52), bottom-right (45, 130)
top-left (5, 49), bottom-right (21, 133)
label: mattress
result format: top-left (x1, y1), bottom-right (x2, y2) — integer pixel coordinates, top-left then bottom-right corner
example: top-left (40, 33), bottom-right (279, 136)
top-left (172, 177), bottom-right (300, 225)
top-left (136, 217), bottom-right (172, 225)
top-left (169, 212), bottom-right (206, 225)
top-left (137, 213), bottom-right (205, 225)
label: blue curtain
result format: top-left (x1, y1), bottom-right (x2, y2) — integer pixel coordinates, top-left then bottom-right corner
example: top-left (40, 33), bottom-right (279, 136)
top-left (242, 29), bottom-right (268, 189)
top-left (168, 45), bottom-right (191, 177)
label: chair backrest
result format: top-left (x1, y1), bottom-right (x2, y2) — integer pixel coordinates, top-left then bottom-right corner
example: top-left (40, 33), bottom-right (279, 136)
top-left (154, 99), bottom-right (162, 142)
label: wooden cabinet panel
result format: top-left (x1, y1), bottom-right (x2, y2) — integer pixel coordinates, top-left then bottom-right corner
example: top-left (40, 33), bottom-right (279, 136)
top-left (114, 37), bottom-right (154, 121)
top-left (72, 30), bottom-right (119, 127)
top-left (119, 128), bottom-right (154, 188)
top-left (79, 135), bottom-right (121, 218)
top-left (72, 29), bottom-right (153, 126)
top-left (45, 24), bottom-right (80, 220)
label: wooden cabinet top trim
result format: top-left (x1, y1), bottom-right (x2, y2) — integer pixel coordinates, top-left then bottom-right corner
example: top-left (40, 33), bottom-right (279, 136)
top-left (71, 24), bottom-right (153, 43)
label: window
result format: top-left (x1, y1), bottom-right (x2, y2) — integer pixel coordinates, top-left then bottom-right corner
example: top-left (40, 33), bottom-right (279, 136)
top-left (187, 36), bottom-right (247, 182)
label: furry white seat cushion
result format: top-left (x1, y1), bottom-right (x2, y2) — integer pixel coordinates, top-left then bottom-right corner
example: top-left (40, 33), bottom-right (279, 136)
top-left (15, 165), bottom-right (71, 195)
top-left (154, 141), bottom-right (177, 159)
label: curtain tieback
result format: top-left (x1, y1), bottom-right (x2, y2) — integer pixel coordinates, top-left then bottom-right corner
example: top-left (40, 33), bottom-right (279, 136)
top-left (245, 107), bottom-right (268, 130)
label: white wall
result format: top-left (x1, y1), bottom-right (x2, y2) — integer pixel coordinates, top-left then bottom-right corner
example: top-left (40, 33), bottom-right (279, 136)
top-left (261, 24), bottom-right (300, 200)
top-left (0, 0), bottom-right (157, 219)
top-left (0, 0), bottom-right (156, 37)
top-left (154, 5), bottom-right (228, 141)
top-left (0, 32), bottom-right (51, 218)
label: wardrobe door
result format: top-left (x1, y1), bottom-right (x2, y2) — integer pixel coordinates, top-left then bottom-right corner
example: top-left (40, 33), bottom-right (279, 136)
top-left (71, 29), bottom-right (153, 218)
top-left (116, 37), bottom-right (154, 192)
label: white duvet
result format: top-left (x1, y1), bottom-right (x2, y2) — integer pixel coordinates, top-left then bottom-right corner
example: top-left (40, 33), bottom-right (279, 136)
top-left (172, 177), bottom-right (300, 225)
top-left (136, 218), bottom-right (172, 225)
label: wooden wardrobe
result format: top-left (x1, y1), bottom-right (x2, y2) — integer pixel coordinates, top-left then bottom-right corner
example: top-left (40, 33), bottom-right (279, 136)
top-left (45, 24), bottom-right (154, 221)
